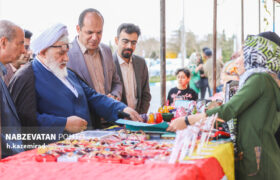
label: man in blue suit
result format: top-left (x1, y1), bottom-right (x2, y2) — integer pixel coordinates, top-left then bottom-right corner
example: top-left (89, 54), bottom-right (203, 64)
top-left (0, 20), bottom-right (26, 158)
top-left (9, 23), bottom-right (142, 145)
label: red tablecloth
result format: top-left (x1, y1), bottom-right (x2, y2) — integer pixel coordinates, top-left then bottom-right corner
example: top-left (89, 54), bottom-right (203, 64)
top-left (0, 149), bottom-right (225, 180)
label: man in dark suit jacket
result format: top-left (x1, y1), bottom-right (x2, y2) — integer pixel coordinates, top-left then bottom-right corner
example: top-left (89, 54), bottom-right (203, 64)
top-left (4, 29), bottom-right (33, 86)
top-left (0, 20), bottom-right (26, 158)
top-left (67, 8), bottom-right (122, 100)
top-left (113, 23), bottom-right (151, 114)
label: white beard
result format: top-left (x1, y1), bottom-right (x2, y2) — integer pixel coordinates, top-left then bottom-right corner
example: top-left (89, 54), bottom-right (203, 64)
top-left (45, 57), bottom-right (68, 79)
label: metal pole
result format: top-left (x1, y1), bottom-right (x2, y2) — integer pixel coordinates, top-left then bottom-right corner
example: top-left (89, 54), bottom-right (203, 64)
top-left (273, 0), bottom-right (275, 32)
top-left (0, 0), bottom-right (1, 158)
top-left (0, 0), bottom-right (2, 19)
top-left (259, 0), bottom-right (261, 33)
top-left (181, 0), bottom-right (186, 68)
top-left (213, 0), bottom-right (217, 94)
top-left (0, 0), bottom-right (2, 18)
top-left (0, 99), bottom-right (1, 160)
top-left (160, 0), bottom-right (166, 106)
top-left (241, 0), bottom-right (244, 44)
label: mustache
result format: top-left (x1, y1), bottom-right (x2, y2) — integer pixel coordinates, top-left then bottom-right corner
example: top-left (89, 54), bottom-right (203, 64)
top-left (123, 48), bottom-right (133, 53)
top-left (59, 61), bottom-right (67, 66)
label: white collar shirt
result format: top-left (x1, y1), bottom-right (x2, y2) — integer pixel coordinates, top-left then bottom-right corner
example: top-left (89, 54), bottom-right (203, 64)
top-left (117, 54), bottom-right (137, 109)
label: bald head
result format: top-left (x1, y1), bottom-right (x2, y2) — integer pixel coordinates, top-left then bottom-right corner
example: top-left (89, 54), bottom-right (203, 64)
top-left (78, 8), bottom-right (104, 28)
top-left (76, 10), bottom-right (104, 53)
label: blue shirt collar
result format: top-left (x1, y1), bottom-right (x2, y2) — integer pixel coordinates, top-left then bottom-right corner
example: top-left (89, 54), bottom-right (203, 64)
top-left (0, 62), bottom-right (7, 75)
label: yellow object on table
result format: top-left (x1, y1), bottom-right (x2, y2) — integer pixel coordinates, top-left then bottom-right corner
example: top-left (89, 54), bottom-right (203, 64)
top-left (163, 106), bottom-right (169, 113)
top-left (185, 142), bottom-right (234, 180)
top-left (148, 113), bottom-right (155, 124)
top-left (158, 107), bottom-right (163, 113)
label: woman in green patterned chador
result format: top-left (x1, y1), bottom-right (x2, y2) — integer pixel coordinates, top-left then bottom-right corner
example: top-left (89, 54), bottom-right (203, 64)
top-left (168, 31), bottom-right (280, 180)
top-left (188, 52), bottom-right (202, 94)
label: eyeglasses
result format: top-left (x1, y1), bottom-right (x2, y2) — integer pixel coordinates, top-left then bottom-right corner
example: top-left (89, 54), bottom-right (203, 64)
top-left (121, 39), bottom-right (137, 46)
top-left (50, 43), bottom-right (72, 51)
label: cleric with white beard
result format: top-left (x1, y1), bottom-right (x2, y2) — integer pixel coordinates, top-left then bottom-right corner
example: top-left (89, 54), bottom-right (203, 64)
top-left (8, 23), bottom-right (143, 145)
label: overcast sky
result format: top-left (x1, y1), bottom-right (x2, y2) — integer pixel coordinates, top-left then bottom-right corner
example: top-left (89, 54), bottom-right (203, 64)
top-left (0, 0), bottom-right (279, 48)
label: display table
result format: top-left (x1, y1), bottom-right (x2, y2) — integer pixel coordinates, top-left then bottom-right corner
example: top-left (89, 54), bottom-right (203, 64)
top-left (0, 151), bottom-right (223, 180)
top-left (0, 140), bottom-right (234, 180)
top-left (186, 142), bottom-right (234, 180)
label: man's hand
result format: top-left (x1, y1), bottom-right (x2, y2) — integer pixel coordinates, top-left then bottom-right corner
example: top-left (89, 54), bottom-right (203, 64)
top-left (123, 107), bottom-right (144, 122)
top-left (107, 93), bottom-right (120, 101)
top-left (65, 116), bottom-right (88, 133)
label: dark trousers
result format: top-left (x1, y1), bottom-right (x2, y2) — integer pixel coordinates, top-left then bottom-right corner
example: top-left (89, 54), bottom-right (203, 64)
top-left (200, 78), bottom-right (211, 99)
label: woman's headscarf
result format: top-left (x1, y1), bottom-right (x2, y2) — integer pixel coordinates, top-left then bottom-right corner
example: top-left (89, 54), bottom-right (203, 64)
top-left (188, 52), bottom-right (198, 66)
top-left (239, 32), bottom-right (280, 89)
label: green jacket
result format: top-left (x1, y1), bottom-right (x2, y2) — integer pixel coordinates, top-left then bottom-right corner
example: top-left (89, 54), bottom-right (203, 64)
top-left (207, 73), bottom-right (280, 180)
top-left (188, 65), bottom-right (200, 94)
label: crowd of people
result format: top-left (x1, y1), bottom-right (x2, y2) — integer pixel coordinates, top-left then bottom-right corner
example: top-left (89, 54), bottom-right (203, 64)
top-left (167, 32), bottom-right (280, 180)
top-left (1, 7), bottom-right (280, 180)
top-left (0, 8), bottom-right (151, 158)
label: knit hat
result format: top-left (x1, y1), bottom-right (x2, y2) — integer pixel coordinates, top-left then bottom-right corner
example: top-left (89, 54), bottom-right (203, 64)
top-left (202, 47), bottom-right (209, 53)
top-left (204, 48), bottom-right (212, 57)
top-left (258, 31), bottom-right (280, 46)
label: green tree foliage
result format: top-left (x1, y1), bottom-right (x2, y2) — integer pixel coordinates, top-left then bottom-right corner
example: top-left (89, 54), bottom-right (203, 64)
top-left (167, 30), bottom-right (199, 57)
top-left (167, 29), bottom-right (234, 63)
top-left (133, 29), bottom-right (234, 63)
top-left (134, 37), bottom-right (160, 59)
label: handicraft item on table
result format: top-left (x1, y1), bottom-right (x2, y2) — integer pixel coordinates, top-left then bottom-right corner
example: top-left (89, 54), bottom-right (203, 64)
top-left (35, 130), bottom-right (173, 164)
